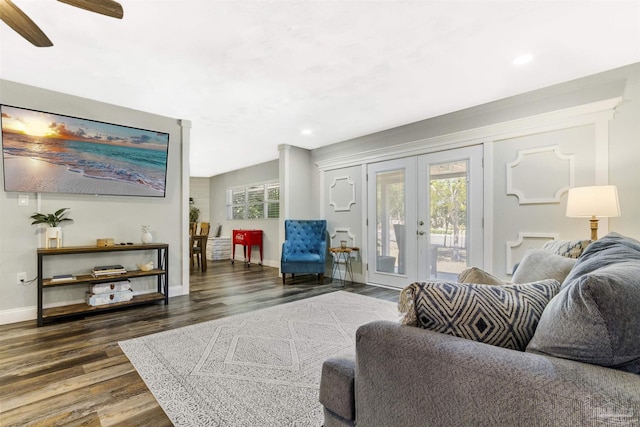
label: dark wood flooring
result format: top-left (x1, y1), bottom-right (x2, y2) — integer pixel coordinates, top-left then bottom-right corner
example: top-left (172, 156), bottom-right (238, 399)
top-left (0, 260), bottom-right (399, 426)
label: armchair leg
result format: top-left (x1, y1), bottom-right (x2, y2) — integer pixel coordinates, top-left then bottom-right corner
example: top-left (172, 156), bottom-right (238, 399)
top-left (282, 274), bottom-right (285, 285)
top-left (319, 273), bottom-right (324, 285)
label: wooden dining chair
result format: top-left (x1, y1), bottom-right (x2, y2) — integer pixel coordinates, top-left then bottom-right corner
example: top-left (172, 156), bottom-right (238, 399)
top-left (199, 222), bottom-right (210, 236)
top-left (191, 222), bottom-right (211, 270)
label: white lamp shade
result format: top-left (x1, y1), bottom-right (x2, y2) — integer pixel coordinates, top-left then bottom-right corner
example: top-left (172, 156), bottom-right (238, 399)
top-left (566, 185), bottom-right (621, 218)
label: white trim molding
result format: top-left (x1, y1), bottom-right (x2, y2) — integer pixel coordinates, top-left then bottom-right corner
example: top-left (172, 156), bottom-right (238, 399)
top-left (506, 145), bottom-right (575, 204)
top-left (329, 176), bottom-right (356, 212)
top-left (506, 232), bottom-right (559, 275)
top-left (181, 119), bottom-right (192, 297)
top-left (316, 97), bottom-right (621, 172)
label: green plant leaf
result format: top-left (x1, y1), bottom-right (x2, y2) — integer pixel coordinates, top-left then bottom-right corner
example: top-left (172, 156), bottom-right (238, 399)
top-left (29, 208), bottom-right (72, 227)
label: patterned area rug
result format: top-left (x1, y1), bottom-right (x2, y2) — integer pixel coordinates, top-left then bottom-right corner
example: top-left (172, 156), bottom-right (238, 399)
top-left (119, 291), bottom-right (399, 426)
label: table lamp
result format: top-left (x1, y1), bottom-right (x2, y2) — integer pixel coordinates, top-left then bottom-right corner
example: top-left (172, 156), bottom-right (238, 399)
top-left (566, 185), bottom-right (620, 240)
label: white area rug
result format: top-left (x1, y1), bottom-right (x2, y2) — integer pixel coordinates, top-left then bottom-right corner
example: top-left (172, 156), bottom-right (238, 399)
top-left (119, 291), bottom-right (400, 426)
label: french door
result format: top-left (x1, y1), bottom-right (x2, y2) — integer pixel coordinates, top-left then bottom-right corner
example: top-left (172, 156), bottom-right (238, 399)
top-left (366, 145), bottom-right (483, 288)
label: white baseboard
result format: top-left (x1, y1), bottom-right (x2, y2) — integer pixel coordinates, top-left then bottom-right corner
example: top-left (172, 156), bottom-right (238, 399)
top-left (0, 306), bottom-right (36, 325)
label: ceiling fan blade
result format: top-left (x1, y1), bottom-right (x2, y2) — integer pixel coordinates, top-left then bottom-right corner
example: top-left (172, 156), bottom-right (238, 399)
top-left (0, 0), bottom-right (53, 47)
top-left (57, 0), bottom-right (123, 19)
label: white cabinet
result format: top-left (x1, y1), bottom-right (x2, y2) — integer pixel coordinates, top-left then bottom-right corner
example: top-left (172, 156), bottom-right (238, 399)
top-left (207, 236), bottom-right (231, 260)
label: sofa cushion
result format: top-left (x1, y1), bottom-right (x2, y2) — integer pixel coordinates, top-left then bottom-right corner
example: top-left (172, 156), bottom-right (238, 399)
top-left (512, 248), bottom-right (576, 284)
top-left (526, 233), bottom-right (640, 374)
top-left (560, 232), bottom-right (640, 290)
top-left (398, 280), bottom-right (560, 351)
top-left (458, 267), bottom-right (506, 286)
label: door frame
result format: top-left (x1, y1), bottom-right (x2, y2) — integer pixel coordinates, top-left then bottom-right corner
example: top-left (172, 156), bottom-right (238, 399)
top-left (366, 145), bottom-right (484, 288)
top-left (416, 145), bottom-right (484, 281)
top-left (366, 157), bottom-right (418, 288)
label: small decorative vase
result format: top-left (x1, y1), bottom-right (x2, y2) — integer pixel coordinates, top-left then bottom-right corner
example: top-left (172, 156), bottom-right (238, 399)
top-left (141, 225), bottom-right (152, 244)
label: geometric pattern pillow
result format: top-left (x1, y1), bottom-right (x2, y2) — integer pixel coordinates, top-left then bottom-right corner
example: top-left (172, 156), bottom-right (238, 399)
top-left (541, 239), bottom-right (592, 259)
top-left (399, 280), bottom-right (560, 351)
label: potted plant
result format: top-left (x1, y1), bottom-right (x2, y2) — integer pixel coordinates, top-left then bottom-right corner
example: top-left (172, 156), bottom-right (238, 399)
top-left (189, 206), bottom-right (200, 223)
top-left (30, 208), bottom-right (73, 248)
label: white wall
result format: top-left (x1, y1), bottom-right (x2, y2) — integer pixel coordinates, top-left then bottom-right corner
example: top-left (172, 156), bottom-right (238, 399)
top-left (609, 69), bottom-right (640, 234)
top-left (279, 144), bottom-right (314, 219)
top-left (0, 80), bottom-right (187, 324)
top-left (322, 165), bottom-right (364, 282)
top-left (189, 177), bottom-right (210, 222)
top-left (208, 159), bottom-right (280, 267)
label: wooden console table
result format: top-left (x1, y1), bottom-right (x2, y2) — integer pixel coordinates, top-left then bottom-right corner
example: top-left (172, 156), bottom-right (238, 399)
top-left (36, 243), bottom-right (169, 326)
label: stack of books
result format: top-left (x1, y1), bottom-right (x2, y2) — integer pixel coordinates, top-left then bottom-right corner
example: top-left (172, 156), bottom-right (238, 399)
top-left (91, 264), bottom-right (127, 277)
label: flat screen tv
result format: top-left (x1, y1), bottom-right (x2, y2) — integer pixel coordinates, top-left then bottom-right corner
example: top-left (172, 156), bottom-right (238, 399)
top-left (1, 105), bottom-right (169, 197)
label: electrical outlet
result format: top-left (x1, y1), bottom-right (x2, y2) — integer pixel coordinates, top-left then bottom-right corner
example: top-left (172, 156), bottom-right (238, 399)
top-left (17, 272), bottom-right (27, 284)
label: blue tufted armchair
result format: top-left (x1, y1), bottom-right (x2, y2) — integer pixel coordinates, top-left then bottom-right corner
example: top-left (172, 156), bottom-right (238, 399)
top-left (281, 219), bottom-right (327, 285)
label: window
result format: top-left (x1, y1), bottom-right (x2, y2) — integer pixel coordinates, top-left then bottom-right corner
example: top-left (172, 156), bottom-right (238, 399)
top-left (228, 181), bottom-right (279, 220)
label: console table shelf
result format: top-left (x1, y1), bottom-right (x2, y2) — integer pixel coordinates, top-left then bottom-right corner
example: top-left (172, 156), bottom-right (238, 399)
top-left (41, 269), bottom-right (166, 287)
top-left (37, 243), bottom-right (169, 326)
top-left (42, 292), bottom-right (166, 320)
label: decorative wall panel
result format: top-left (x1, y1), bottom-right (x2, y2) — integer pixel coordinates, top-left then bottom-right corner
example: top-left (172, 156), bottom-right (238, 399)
top-left (506, 146), bottom-right (574, 204)
top-left (329, 176), bottom-right (356, 212)
top-left (330, 228), bottom-right (356, 249)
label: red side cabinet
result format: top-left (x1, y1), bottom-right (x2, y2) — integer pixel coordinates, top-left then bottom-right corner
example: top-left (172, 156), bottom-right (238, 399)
top-left (232, 229), bottom-right (263, 266)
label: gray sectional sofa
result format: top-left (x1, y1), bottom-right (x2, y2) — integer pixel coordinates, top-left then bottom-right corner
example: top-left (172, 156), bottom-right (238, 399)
top-left (320, 233), bottom-right (640, 426)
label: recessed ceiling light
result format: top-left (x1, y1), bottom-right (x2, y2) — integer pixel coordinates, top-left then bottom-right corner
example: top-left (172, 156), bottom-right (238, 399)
top-left (300, 129), bottom-right (313, 136)
top-left (513, 54), bottom-right (533, 66)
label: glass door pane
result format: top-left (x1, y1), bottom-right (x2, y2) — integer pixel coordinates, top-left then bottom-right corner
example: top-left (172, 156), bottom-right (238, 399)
top-left (428, 160), bottom-right (469, 280)
top-left (417, 145), bottom-right (483, 282)
top-left (367, 157), bottom-right (417, 287)
top-left (376, 169), bottom-right (405, 275)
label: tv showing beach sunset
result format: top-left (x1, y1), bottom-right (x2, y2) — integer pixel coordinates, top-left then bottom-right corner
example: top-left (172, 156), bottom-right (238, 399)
top-left (1, 105), bottom-right (169, 197)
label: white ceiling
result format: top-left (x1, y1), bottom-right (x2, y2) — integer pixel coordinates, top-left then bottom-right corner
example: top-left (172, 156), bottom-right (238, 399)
top-left (1, 1), bottom-right (639, 177)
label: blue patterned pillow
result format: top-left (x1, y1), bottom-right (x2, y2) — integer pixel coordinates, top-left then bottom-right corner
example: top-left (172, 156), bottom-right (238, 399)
top-left (399, 280), bottom-right (560, 351)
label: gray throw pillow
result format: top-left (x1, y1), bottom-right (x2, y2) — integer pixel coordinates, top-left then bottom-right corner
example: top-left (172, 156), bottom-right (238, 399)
top-left (512, 249), bottom-right (576, 284)
top-left (560, 232), bottom-right (640, 289)
top-left (526, 233), bottom-right (640, 374)
top-left (398, 280), bottom-right (560, 351)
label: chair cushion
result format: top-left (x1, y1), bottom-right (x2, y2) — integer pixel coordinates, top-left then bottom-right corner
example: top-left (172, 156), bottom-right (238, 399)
top-left (398, 280), bottom-right (560, 351)
top-left (511, 249), bottom-right (576, 284)
top-left (286, 253), bottom-right (322, 262)
top-left (526, 233), bottom-right (640, 374)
